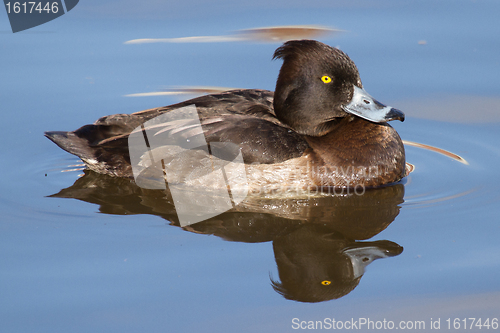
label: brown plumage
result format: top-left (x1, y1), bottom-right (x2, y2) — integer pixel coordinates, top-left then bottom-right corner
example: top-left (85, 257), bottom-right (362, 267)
top-left (45, 40), bottom-right (406, 189)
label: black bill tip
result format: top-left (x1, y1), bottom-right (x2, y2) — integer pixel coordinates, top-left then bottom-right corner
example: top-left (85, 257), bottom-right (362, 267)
top-left (385, 108), bottom-right (405, 122)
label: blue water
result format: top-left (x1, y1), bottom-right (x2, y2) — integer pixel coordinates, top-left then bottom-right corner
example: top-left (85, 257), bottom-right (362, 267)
top-left (1, 1), bottom-right (499, 332)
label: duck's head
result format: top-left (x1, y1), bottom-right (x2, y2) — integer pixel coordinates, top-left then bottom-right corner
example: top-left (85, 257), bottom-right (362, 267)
top-left (273, 40), bottom-right (404, 136)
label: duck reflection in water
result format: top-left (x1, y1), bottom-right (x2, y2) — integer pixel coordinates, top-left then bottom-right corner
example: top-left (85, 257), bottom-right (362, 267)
top-left (50, 171), bottom-right (405, 303)
top-left (270, 225), bottom-right (402, 302)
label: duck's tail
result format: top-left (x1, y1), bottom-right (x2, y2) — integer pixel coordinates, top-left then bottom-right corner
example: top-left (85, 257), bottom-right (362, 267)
top-left (45, 130), bottom-right (96, 162)
top-left (45, 125), bottom-right (132, 177)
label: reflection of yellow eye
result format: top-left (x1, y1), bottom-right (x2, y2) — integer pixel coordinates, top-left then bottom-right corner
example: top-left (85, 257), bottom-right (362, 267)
top-left (321, 280), bottom-right (331, 286)
top-left (321, 75), bottom-right (332, 84)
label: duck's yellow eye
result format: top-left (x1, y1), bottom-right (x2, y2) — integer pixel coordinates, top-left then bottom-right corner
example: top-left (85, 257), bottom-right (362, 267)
top-left (321, 75), bottom-right (332, 84)
top-left (321, 280), bottom-right (331, 286)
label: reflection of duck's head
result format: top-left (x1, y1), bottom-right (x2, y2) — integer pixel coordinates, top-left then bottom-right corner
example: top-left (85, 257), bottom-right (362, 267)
top-left (270, 224), bottom-right (403, 303)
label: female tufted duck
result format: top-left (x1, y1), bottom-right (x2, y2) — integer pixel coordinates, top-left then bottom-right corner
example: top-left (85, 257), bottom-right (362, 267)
top-left (45, 40), bottom-right (407, 191)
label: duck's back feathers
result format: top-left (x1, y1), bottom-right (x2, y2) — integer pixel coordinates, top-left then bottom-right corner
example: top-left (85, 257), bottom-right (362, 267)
top-left (45, 89), bottom-right (310, 177)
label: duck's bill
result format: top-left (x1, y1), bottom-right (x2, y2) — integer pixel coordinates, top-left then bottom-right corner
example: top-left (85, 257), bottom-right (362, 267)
top-left (342, 85), bottom-right (405, 123)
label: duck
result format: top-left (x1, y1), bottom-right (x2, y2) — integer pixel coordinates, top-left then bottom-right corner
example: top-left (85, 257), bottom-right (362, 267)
top-left (45, 39), bottom-right (407, 192)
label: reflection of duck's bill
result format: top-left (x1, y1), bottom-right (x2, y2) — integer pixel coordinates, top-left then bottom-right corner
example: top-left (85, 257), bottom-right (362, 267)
top-left (343, 240), bottom-right (403, 278)
top-left (403, 140), bottom-right (469, 165)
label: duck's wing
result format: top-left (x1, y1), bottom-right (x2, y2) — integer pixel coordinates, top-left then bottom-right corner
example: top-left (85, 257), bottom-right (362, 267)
top-left (45, 89), bottom-right (309, 177)
top-left (131, 89), bottom-right (280, 124)
top-left (153, 114), bottom-right (310, 164)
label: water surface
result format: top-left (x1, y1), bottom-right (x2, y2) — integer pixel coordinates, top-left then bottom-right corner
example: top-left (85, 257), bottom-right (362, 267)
top-left (1, 1), bottom-right (499, 332)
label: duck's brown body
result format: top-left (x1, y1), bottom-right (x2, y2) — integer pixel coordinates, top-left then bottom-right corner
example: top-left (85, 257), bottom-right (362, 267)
top-left (46, 40), bottom-right (407, 190)
top-left (304, 117), bottom-right (406, 188)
